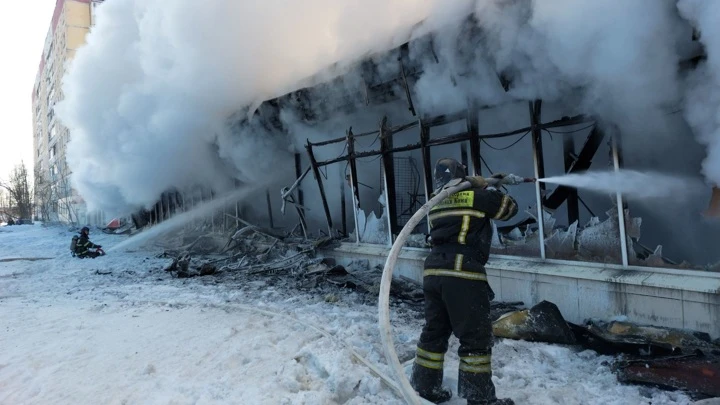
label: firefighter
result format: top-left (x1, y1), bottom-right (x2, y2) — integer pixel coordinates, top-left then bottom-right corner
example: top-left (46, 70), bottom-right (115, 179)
top-left (73, 227), bottom-right (103, 258)
top-left (410, 158), bottom-right (518, 405)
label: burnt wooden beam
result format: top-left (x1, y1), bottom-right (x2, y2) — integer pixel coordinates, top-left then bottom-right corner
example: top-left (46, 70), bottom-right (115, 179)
top-left (294, 153), bottom-right (304, 208)
top-left (529, 100), bottom-right (547, 259)
top-left (544, 125), bottom-right (604, 210)
top-left (316, 130), bottom-right (475, 168)
top-left (460, 143), bottom-right (469, 176)
top-left (423, 110), bottom-right (468, 127)
top-left (420, 122), bottom-right (433, 199)
top-left (477, 114), bottom-right (592, 140)
top-left (563, 135), bottom-right (579, 225)
top-left (380, 117), bottom-right (399, 237)
top-left (308, 130), bottom-right (378, 147)
top-left (346, 128), bottom-right (361, 209)
top-left (340, 169), bottom-right (347, 236)
top-left (427, 132), bottom-right (472, 147)
top-left (389, 121), bottom-right (419, 134)
top-left (398, 43), bottom-right (416, 116)
top-left (467, 105), bottom-right (482, 176)
top-left (530, 100), bottom-right (546, 195)
top-left (266, 189), bottom-right (274, 228)
top-left (305, 139), bottom-right (333, 235)
top-left (309, 113), bottom-right (590, 151)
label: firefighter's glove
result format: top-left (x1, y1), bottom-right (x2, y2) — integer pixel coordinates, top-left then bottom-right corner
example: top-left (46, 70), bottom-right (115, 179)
top-left (465, 176), bottom-right (489, 189)
top-left (95, 245), bottom-right (102, 249)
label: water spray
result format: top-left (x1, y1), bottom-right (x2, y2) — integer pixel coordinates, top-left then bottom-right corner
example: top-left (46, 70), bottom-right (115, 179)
top-left (109, 185), bottom-right (265, 252)
top-left (535, 170), bottom-right (706, 201)
top-left (378, 174), bottom-right (533, 405)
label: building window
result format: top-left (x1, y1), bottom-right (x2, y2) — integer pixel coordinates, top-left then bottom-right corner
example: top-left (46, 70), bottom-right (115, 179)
top-left (47, 88), bottom-right (56, 109)
top-left (48, 125), bottom-right (57, 143)
top-left (45, 43), bottom-right (53, 62)
top-left (50, 144), bottom-right (57, 160)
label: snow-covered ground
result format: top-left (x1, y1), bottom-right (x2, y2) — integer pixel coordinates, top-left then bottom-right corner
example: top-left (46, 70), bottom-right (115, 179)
top-left (0, 224), bottom-right (697, 405)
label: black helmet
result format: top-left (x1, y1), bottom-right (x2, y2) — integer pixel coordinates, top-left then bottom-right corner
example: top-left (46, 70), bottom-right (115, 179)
top-left (80, 226), bottom-right (90, 234)
top-left (434, 158), bottom-right (466, 190)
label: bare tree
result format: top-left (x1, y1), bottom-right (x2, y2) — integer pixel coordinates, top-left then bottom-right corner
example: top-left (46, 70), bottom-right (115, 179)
top-left (0, 187), bottom-right (12, 222)
top-left (55, 160), bottom-right (79, 224)
top-left (34, 166), bottom-right (52, 221)
top-left (0, 162), bottom-right (33, 220)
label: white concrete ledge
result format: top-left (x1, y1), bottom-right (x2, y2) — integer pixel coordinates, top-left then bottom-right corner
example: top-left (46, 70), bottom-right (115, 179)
top-left (320, 242), bottom-right (720, 338)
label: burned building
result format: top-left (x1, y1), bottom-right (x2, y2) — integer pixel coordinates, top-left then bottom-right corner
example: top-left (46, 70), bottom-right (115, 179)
top-left (218, 14), bottom-right (717, 269)
top-left (135, 9), bottom-right (720, 338)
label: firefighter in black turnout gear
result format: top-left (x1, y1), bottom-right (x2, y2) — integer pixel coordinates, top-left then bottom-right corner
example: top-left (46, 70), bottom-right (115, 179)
top-left (73, 227), bottom-right (103, 258)
top-left (411, 158), bottom-right (518, 405)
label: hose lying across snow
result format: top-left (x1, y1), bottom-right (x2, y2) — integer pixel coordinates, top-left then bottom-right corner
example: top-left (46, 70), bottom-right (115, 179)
top-left (378, 180), bottom-right (472, 405)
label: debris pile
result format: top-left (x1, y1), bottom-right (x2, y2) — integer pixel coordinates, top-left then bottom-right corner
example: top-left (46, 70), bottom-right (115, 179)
top-left (572, 320), bottom-right (720, 357)
top-left (157, 220), bottom-right (425, 303)
top-left (615, 356), bottom-right (720, 398)
top-left (101, 217), bottom-right (133, 235)
top-left (492, 301), bottom-right (576, 345)
top-left (492, 208), bottom-right (696, 268)
top-left (492, 303), bottom-right (720, 399)
top-left (147, 217), bottom-right (719, 399)
top-left (160, 221), bottom-right (330, 278)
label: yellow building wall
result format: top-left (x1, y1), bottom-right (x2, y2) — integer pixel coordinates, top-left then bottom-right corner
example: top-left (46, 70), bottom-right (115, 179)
top-left (66, 26), bottom-right (89, 51)
top-left (65, 1), bottom-right (91, 51)
top-left (65, 1), bottom-right (91, 27)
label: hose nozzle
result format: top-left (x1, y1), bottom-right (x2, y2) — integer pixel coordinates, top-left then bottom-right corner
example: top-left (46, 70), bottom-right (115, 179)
top-left (494, 174), bottom-right (537, 186)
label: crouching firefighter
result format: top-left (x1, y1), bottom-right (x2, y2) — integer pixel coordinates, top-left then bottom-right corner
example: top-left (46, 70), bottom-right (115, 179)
top-left (71, 227), bottom-right (104, 258)
top-left (410, 158), bottom-right (518, 405)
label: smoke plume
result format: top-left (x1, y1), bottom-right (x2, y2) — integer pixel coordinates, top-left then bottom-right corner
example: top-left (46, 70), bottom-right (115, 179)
top-left (56, 0), bottom-right (438, 213)
top-left (678, 0), bottom-right (720, 187)
top-left (56, 0), bottom-right (716, 217)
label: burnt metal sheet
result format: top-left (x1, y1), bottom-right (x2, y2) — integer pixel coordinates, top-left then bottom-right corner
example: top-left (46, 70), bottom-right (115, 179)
top-left (615, 355), bottom-right (720, 398)
top-left (493, 300), bottom-right (577, 345)
top-left (571, 320), bottom-right (720, 357)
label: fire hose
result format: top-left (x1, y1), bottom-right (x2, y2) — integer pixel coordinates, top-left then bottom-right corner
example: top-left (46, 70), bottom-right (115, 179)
top-left (377, 174), bottom-right (535, 405)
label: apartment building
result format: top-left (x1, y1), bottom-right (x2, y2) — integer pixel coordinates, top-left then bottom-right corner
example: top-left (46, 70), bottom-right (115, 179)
top-left (32, 0), bottom-right (104, 224)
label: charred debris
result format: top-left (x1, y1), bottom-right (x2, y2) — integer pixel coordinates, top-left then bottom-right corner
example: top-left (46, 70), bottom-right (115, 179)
top-left (138, 215), bottom-right (720, 399)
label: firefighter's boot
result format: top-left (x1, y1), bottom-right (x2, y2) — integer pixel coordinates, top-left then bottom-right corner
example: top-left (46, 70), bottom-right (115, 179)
top-left (410, 362), bottom-right (452, 403)
top-left (459, 367), bottom-right (506, 405)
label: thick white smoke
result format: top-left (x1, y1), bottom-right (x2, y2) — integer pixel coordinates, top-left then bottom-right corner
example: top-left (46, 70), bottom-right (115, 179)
top-left (57, 0), bottom-right (439, 213)
top-left (57, 0), bottom-right (716, 216)
top-left (678, 0), bottom-right (720, 187)
top-left (415, 0), bottom-right (684, 130)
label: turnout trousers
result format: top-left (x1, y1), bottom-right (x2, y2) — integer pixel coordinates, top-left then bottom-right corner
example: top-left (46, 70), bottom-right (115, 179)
top-left (411, 252), bottom-right (497, 403)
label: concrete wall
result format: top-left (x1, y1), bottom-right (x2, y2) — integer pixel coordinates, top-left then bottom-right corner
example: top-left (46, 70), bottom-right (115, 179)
top-left (321, 242), bottom-right (720, 338)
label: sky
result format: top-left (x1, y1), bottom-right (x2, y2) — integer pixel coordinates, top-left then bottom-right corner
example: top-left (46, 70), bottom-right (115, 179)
top-left (0, 1), bottom-right (56, 182)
